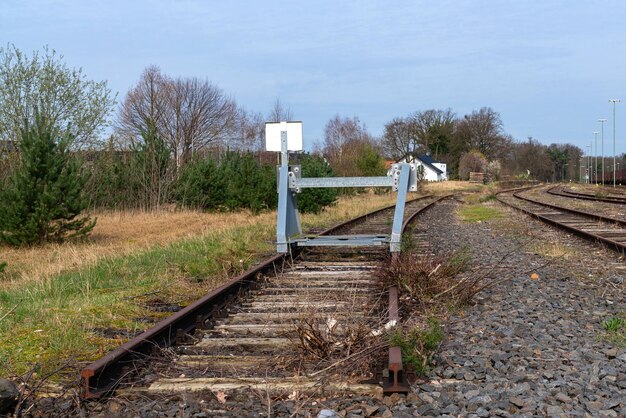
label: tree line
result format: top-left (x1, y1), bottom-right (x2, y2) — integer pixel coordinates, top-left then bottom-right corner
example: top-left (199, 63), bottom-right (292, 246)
top-left (0, 44), bottom-right (613, 245)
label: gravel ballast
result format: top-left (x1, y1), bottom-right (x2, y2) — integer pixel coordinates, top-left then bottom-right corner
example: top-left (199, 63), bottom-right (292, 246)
top-left (410, 199), bottom-right (625, 417)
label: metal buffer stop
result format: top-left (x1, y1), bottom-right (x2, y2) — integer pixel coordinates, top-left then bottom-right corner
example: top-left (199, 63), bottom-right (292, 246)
top-left (267, 121), bottom-right (419, 253)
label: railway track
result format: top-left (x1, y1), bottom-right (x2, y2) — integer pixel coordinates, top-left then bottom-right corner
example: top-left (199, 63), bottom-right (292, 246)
top-left (497, 188), bottom-right (626, 254)
top-left (548, 185), bottom-right (626, 204)
top-left (82, 194), bottom-right (450, 400)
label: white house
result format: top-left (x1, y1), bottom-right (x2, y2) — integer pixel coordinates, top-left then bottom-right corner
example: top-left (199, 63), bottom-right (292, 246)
top-left (398, 153), bottom-right (448, 182)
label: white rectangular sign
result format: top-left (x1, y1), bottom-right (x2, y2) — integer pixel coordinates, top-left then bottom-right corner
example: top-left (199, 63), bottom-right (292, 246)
top-left (265, 121), bottom-right (303, 152)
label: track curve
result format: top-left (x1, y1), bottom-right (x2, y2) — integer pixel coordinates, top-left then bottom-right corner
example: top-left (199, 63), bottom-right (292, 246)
top-left (547, 185), bottom-right (626, 205)
top-left (497, 188), bottom-right (626, 254)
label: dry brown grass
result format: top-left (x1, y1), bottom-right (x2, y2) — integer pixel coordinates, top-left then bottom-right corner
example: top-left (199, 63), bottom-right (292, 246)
top-left (1, 210), bottom-right (275, 289)
top-left (529, 240), bottom-right (575, 259)
top-left (1, 192), bottom-right (402, 289)
top-left (422, 180), bottom-right (484, 194)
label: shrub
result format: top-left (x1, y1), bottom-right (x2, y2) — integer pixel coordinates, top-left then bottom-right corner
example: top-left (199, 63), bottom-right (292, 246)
top-left (83, 147), bottom-right (137, 210)
top-left (174, 155), bottom-right (223, 210)
top-left (459, 150), bottom-right (487, 180)
top-left (377, 249), bottom-right (471, 307)
top-left (174, 151), bottom-right (278, 214)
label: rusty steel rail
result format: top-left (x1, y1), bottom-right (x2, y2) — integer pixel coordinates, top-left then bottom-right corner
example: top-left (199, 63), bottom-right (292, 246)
top-left (81, 195), bottom-right (434, 398)
top-left (512, 189), bottom-right (626, 227)
top-left (81, 254), bottom-right (288, 398)
top-left (547, 185), bottom-right (626, 204)
top-left (383, 194), bottom-right (452, 395)
top-left (496, 190), bottom-right (626, 254)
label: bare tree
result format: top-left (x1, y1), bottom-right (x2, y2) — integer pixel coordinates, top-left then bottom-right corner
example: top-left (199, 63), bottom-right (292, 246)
top-left (453, 107), bottom-right (509, 160)
top-left (116, 66), bottom-right (167, 147)
top-left (382, 110), bottom-right (456, 160)
top-left (269, 98), bottom-right (293, 122)
top-left (116, 66), bottom-right (238, 168)
top-left (503, 138), bottom-right (553, 180)
top-left (324, 115), bottom-right (385, 177)
top-left (381, 117), bottom-right (420, 159)
top-left (322, 115), bottom-right (376, 176)
top-left (232, 108), bottom-right (265, 151)
top-left (410, 109), bottom-right (456, 160)
top-left (162, 77), bottom-right (237, 165)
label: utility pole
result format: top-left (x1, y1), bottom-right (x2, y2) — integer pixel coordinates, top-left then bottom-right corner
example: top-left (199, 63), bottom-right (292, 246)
top-left (593, 131), bottom-right (599, 184)
top-left (586, 145), bottom-right (591, 183)
top-left (609, 99), bottom-right (621, 188)
top-left (599, 118), bottom-right (607, 184)
top-left (579, 158), bottom-right (583, 183)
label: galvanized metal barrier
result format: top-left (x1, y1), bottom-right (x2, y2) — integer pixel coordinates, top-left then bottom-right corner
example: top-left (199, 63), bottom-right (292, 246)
top-left (269, 121), bottom-right (418, 253)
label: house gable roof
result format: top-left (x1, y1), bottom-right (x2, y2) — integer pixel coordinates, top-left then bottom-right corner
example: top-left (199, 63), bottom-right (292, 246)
top-left (396, 152), bottom-right (445, 175)
top-left (415, 154), bottom-right (443, 175)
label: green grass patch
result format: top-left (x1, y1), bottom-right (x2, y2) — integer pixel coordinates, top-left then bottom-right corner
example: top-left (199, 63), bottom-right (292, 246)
top-left (479, 193), bottom-right (497, 203)
top-left (601, 315), bottom-right (626, 347)
top-left (603, 316), bottom-right (626, 332)
top-left (390, 318), bottom-right (444, 375)
top-left (459, 204), bottom-right (503, 223)
top-left (0, 223), bottom-right (274, 377)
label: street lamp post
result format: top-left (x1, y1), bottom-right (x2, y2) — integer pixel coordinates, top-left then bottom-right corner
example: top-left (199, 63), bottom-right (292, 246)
top-left (593, 131), bottom-right (599, 184)
top-left (585, 145), bottom-right (591, 183)
top-left (609, 99), bottom-right (621, 188)
top-left (587, 142), bottom-right (593, 183)
top-left (599, 118), bottom-right (607, 184)
top-left (579, 158), bottom-right (583, 183)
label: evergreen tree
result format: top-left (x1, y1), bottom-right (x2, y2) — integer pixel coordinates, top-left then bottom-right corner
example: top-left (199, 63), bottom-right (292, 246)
top-left (130, 121), bottom-right (172, 210)
top-left (174, 154), bottom-right (224, 210)
top-left (296, 153), bottom-right (338, 214)
top-left (0, 114), bottom-right (96, 246)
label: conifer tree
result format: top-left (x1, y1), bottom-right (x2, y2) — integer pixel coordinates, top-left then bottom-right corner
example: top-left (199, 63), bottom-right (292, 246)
top-left (0, 113), bottom-right (96, 246)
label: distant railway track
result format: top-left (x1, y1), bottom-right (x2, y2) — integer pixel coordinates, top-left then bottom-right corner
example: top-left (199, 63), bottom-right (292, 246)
top-left (497, 187), bottom-right (626, 254)
top-left (548, 185), bottom-right (626, 204)
top-left (81, 193), bottom-right (451, 399)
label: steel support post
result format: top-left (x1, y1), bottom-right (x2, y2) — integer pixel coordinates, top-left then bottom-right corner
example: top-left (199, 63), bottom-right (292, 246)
top-left (276, 131), bottom-right (301, 253)
top-left (389, 164), bottom-right (410, 252)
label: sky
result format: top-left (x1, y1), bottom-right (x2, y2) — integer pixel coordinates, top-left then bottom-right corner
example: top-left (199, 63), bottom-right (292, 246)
top-left (3, 0), bottom-right (626, 155)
